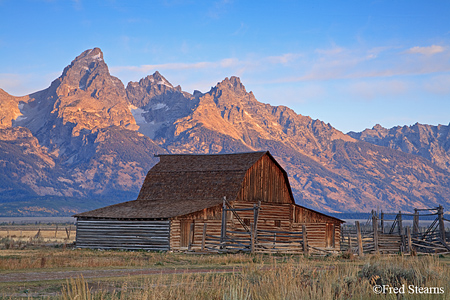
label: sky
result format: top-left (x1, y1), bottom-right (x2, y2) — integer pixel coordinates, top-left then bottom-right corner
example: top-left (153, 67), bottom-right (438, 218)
top-left (0, 0), bottom-right (449, 133)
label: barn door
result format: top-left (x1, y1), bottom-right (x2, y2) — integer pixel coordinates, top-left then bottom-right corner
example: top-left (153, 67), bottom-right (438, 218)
top-left (326, 223), bottom-right (335, 248)
top-left (180, 220), bottom-right (193, 248)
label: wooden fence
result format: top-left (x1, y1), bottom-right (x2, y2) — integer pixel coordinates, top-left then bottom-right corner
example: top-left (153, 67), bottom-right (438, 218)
top-left (341, 205), bottom-right (449, 256)
top-left (202, 225), bottom-right (313, 254)
top-left (201, 199), bottom-right (337, 255)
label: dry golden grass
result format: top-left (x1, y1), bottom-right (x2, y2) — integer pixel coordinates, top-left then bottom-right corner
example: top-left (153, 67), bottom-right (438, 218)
top-left (1, 224), bottom-right (450, 299)
top-left (1, 247), bottom-right (449, 299)
top-left (0, 247), bottom-right (260, 271)
top-left (0, 224), bottom-right (75, 247)
top-left (56, 255), bottom-right (450, 300)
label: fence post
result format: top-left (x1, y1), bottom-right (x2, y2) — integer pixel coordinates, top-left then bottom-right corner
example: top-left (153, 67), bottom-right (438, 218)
top-left (302, 224), bottom-right (309, 257)
top-left (188, 222), bottom-right (194, 251)
top-left (356, 221), bottom-right (364, 257)
top-left (438, 205), bottom-right (446, 244)
top-left (201, 223), bottom-right (207, 251)
top-left (348, 228), bottom-right (353, 252)
top-left (407, 227), bottom-right (412, 254)
top-left (220, 197), bottom-right (227, 249)
top-left (380, 211), bottom-right (384, 233)
top-left (413, 209), bottom-right (419, 235)
top-left (250, 223), bottom-right (255, 254)
top-left (372, 215), bottom-right (379, 253)
top-left (253, 203), bottom-right (259, 250)
top-left (398, 211), bottom-right (403, 236)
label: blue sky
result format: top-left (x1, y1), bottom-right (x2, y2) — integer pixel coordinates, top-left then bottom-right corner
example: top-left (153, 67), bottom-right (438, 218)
top-left (1, 0), bottom-right (449, 133)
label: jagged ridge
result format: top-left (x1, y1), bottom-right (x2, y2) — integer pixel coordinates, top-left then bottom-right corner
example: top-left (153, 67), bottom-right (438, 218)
top-left (0, 48), bottom-right (449, 215)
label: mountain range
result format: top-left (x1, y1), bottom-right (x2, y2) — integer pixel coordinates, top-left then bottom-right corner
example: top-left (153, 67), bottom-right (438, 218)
top-left (1, 47), bottom-right (449, 216)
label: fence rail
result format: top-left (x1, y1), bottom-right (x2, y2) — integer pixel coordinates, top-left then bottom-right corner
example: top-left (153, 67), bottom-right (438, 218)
top-left (341, 205), bottom-right (448, 255)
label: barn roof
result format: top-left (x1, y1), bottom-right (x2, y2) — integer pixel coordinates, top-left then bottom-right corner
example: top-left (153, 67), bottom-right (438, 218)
top-left (75, 151), bottom-right (279, 218)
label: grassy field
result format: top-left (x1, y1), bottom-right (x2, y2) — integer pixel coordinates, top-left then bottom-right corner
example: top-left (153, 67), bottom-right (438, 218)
top-left (1, 225), bottom-right (450, 299)
top-left (0, 223), bottom-right (75, 249)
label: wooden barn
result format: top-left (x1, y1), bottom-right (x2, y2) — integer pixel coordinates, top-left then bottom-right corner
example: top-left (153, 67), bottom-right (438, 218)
top-left (74, 151), bottom-right (343, 253)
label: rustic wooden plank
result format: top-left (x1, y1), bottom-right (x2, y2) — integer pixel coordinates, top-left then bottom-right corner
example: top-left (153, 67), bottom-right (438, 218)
top-left (356, 221), bottom-right (364, 257)
top-left (302, 224), bottom-right (309, 257)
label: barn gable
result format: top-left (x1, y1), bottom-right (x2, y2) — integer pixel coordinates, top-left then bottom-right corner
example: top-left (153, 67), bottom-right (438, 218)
top-left (236, 152), bottom-right (294, 204)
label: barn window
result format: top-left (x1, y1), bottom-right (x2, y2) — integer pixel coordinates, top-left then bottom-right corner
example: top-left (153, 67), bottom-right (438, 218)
top-left (274, 220), bottom-right (281, 227)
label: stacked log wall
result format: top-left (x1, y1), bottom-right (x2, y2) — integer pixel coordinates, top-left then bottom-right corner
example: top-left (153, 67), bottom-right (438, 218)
top-left (75, 218), bottom-right (170, 251)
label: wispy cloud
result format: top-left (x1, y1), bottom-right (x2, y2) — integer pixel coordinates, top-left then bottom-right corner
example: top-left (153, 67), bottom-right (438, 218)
top-left (345, 80), bottom-right (409, 100)
top-left (0, 73), bottom-right (55, 96)
top-left (424, 74), bottom-right (450, 95)
top-left (232, 22), bottom-right (248, 36)
top-left (405, 45), bottom-right (445, 55)
top-left (111, 53), bottom-right (302, 74)
top-left (260, 44), bottom-right (450, 84)
top-left (111, 44), bottom-right (450, 99)
top-left (265, 53), bottom-right (302, 65)
top-left (207, 0), bottom-right (233, 19)
top-left (72, 0), bottom-right (82, 10)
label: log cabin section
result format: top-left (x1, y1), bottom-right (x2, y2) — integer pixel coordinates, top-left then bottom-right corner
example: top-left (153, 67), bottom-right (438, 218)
top-left (74, 151), bottom-right (343, 252)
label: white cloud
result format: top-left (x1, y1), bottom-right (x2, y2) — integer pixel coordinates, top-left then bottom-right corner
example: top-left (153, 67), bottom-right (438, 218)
top-left (405, 45), bottom-right (445, 55)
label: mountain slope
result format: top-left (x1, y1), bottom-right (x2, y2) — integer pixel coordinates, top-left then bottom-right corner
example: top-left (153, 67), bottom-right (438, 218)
top-left (0, 47), bottom-right (449, 215)
top-left (0, 49), bottom-right (166, 215)
top-left (348, 123), bottom-right (450, 172)
top-left (124, 74), bottom-right (450, 212)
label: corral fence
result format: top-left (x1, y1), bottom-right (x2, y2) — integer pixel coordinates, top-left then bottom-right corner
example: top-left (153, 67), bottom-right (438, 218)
top-left (202, 198), bottom-right (333, 255)
top-left (341, 205), bottom-right (450, 256)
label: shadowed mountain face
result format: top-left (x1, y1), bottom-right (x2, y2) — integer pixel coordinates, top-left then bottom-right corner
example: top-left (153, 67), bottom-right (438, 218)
top-left (0, 48), bottom-right (449, 216)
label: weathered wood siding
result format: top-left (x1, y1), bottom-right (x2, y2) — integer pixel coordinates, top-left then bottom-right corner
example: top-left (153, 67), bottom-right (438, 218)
top-left (170, 219), bottom-right (223, 250)
top-left (236, 155), bottom-right (292, 204)
top-left (231, 202), bottom-right (292, 231)
top-left (293, 205), bottom-right (341, 224)
top-left (290, 223), bottom-right (341, 249)
top-left (76, 219), bottom-right (170, 251)
top-left (170, 204), bottom-right (224, 250)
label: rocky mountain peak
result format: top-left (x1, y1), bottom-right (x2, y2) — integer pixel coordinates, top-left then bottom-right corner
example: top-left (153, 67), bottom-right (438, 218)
top-left (373, 124), bottom-right (385, 131)
top-left (350, 123), bottom-right (450, 172)
top-left (215, 76), bottom-right (247, 95)
top-left (10, 48), bottom-right (136, 153)
top-left (55, 47), bottom-right (121, 96)
top-left (78, 47), bottom-right (104, 62)
top-left (126, 71), bottom-right (185, 108)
